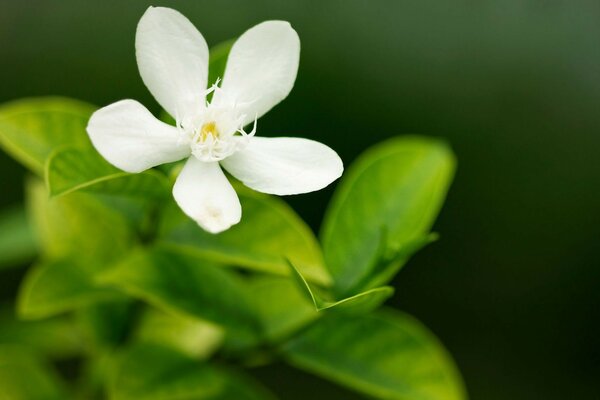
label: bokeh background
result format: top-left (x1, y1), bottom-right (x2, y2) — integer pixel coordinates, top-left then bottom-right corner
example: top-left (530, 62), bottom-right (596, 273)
top-left (1, 1), bottom-right (599, 398)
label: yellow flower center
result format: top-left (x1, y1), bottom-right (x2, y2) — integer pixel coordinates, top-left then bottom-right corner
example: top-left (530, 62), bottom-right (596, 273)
top-left (199, 121), bottom-right (218, 142)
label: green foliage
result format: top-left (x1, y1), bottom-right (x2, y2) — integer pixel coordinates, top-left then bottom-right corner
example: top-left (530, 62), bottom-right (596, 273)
top-left (134, 309), bottom-right (224, 360)
top-left (98, 246), bottom-right (260, 350)
top-left (0, 41), bottom-right (463, 399)
top-left (321, 136), bottom-right (455, 295)
top-left (158, 187), bottom-right (331, 286)
top-left (17, 257), bottom-right (121, 320)
top-left (284, 309), bottom-right (466, 400)
top-left (0, 309), bottom-right (82, 359)
top-left (0, 345), bottom-right (67, 400)
top-left (46, 146), bottom-right (169, 198)
top-left (0, 97), bottom-right (95, 174)
top-left (288, 259), bottom-right (394, 313)
top-left (109, 343), bottom-right (274, 400)
top-left (0, 205), bottom-right (38, 270)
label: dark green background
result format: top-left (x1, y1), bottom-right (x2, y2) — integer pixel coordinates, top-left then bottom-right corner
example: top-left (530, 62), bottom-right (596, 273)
top-left (1, 1), bottom-right (599, 398)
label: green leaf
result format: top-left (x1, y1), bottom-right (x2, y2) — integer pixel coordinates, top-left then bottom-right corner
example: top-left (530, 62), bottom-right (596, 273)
top-left (284, 309), bottom-right (467, 400)
top-left (17, 257), bottom-right (121, 320)
top-left (249, 276), bottom-right (318, 343)
top-left (159, 187), bottom-right (331, 286)
top-left (76, 300), bottom-right (135, 351)
top-left (0, 205), bottom-right (38, 270)
top-left (109, 343), bottom-right (275, 400)
top-left (26, 178), bottom-right (135, 263)
top-left (0, 307), bottom-right (83, 359)
top-left (134, 309), bottom-right (224, 360)
top-left (97, 246), bottom-right (259, 349)
top-left (287, 259), bottom-right (394, 313)
top-left (321, 136), bottom-right (456, 295)
top-left (0, 345), bottom-right (68, 400)
top-left (0, 97), bottom-right (95, 174)
top-left (45, 146), bottom-right (170, 198)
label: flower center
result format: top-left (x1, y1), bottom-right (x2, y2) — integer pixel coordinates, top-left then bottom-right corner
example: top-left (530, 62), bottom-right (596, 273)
top-left (178, 82), bottom-right (257, 163)
top-left (199, 121), bottom-right (218, 142)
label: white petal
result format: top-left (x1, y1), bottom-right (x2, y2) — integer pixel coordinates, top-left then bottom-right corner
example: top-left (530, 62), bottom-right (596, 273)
top-left (87, 100), bottom-right (190, 173)
top-left (213, 21), bottom-right (300, 126)
top-left (221, 137), bottom-right (343, 196)
top-left (136, 6), bottom-right (209, 122)
top-left (173, 158), bottom-right (241, 234)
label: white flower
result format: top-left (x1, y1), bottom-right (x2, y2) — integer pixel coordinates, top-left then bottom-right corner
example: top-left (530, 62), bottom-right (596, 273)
top-left (87, 7), bottom-right (343, 234)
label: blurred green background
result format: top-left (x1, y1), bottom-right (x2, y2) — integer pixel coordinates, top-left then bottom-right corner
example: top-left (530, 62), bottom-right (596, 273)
top-left (1, 0), bottom-right (599, 398)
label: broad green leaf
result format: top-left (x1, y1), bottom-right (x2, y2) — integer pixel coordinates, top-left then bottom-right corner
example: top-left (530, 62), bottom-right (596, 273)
top-left (109, 343), bottom-right (275, 400)
top-left (17, 257), bottom-right (121, 320)
top-left (0, 345), bottom-right (68, 400)
top-left (249, 276), bottom-right (318, 343)
top-left (284, 309), bottom-right (467, 400)
top-left (0, 97), bottom-right (95, 174)
top-left (321, 136), bottom-right (456, 295)
top-left (0, 307), bottom-right (82, 359)
top-left (45, 146), bottom-right (170, 198)
top-left (135, 309), bottom-right (224, 360)
top-left (26, 178), bottom-right (135, 263)
top-left (0, 205), bottom-right (38, 270)
top-left (288, 260), bottom-right (394, 313)
top-left (160, 187), bottom-right (330, 286)
top-left (98, 246), bottom-right (259, 349)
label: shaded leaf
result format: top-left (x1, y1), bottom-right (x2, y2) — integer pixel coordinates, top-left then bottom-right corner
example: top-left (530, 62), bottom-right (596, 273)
top-left (0, 97), bottom-right (95, 174)
top-left (249, 276), bottom-right (318, 343)
top-left (17, 257), bottom-right (121, 320)
top-left (109, 343), bottom-right (275, 400)
top-left (284, 309), bottom-right (467, 400)
top-left (0, 205), bottom-right (38, 270)
top-left (0, 307), bottom-right (83, 359)
top-left (0, 345), bottom-right (68, 400)
top-left (321, 136), bottom-right (455, 295)
top-left (97, 246), bottom-right (259, 350)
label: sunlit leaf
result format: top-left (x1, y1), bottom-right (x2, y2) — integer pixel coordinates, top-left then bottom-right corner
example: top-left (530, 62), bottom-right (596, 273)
top-left (321, 136), bottom-right (455, 295)
top-left (0, 205), bottom-right (38, 270)
top-left (284, 309), bottom-right (467, 400)
top-left (45, 146), bottom-right (169, 198)
top-left (0, 97), bottom-right (95, 174)
top-left (134, 309), bottom-right (224, 360)
top-left (97, 246), bottom-right (260, 350)
top-left (159, 187), bottom-right (331, 286)
top-left (0, 345), bottom-right (68, 400)
top-left (109, 343), bottom-right (275, 400)
top-left (26, 178), bottom-right (135, 263)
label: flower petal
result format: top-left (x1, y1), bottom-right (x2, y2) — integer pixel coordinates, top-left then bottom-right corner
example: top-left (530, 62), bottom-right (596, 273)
top-left (87, 99), bottom-right (190, 173)
top-left (214, 21), bottom-right (300, 126)
top-left (173, 158), bottom-right (241, 233)
top-left (221, 137), bottom-right (343, 195)
top-left (136, 6), bottom-right (209, 122)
